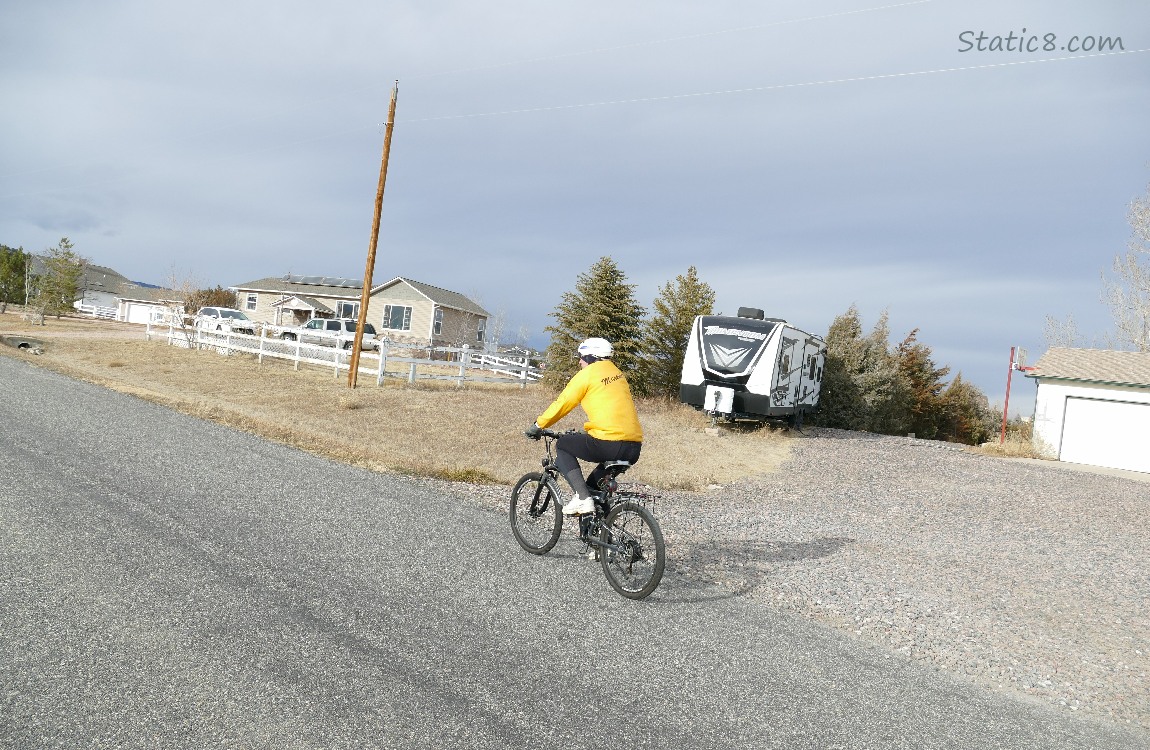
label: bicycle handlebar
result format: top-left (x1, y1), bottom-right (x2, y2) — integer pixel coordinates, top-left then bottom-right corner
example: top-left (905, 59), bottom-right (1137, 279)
top-left (527, 428), bottom-right (576, 440)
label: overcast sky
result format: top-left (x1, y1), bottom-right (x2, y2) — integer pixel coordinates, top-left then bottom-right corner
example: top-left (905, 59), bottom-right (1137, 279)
top-left (2, 0), bottom-right (1147, 414)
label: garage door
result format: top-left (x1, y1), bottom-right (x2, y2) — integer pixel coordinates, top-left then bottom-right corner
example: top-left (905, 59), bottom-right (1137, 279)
top-left (1059, 397), bottom-right (1150, 474)
top-left (124, 303), bottom-right (154, 325)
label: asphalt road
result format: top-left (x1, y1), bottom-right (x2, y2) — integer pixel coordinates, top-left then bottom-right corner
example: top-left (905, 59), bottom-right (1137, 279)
top-left (1, 355), bottom-right (1145, 750)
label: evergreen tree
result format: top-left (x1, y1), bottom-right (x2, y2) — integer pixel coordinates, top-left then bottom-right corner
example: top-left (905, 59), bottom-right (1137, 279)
top-left (895, 328), bottom-right (951, 439)
top-left (542, 256), bottom-right (645, 389)
top-left (815, 305), bottom-right (865, 429)
top-left (814, 305), bottom-right (910, 433)
top-left (0, 244), bottom-right (29, 313)
top-left (939, 373), bottom-right (995, 445)
top-left (636, 266), bottom-right (715, 398)
top-left (856, 311), bottom-right (912, 434)
top-left (30, 238), bottom-right (86, 318)
top-left (816, 305), bottom-right (995, 442)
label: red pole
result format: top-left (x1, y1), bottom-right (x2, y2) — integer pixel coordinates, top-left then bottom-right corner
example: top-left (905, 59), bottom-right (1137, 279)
top-left (1000, 346), bottom-right (1016, 444)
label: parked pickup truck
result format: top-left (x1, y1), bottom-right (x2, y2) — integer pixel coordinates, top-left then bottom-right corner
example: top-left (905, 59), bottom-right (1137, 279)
top-left (279, 318), bottom-right (379, 350)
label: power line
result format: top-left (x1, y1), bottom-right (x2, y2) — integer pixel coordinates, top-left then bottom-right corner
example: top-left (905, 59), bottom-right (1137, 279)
top-left (401, 47), bottom-right (1150, 123)
top-left (2, 46), bottom-right (1144, 202)
top-left (3, 11), bottom-right (1143, 199)
top-left (409, 0), bottom-right (936, 80)
top-left (0, 1), bottom-right (934, 186)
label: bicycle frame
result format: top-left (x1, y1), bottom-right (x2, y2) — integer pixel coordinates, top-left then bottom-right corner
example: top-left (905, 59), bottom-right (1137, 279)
top-left (533, 430), bottom-right (638, 554)
top-left (514, 428), bottom-right (665, 599)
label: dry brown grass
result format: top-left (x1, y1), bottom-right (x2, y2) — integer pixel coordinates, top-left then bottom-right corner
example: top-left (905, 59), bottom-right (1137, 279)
top-left (1, 311), bottom-right (794, 490)
top-left (970, 433), bottom-right (1052, 460)
top-left (968, 418), bottom-right (1052, 461)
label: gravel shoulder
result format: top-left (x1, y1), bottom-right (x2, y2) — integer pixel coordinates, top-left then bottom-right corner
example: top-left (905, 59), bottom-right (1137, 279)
top-left (461, 428), bottom-right (1149, 732)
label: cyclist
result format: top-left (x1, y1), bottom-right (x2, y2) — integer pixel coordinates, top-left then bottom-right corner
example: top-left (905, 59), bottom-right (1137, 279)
top-left (525, 337), bottom-right (643, 515)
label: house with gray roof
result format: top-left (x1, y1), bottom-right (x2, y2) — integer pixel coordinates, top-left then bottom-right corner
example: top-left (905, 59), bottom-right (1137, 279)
top-left (114, 286), bottom-right (185, 324)
top-left (1026, 347), bottom-right (1150, 474)
top-left (77, 264), bottom-right (180, 324)
top-left (28, 256), bottom-right (134, 310)
top-left (27, 256), bottom-right (180, 323)
top-left (232, 274), bottom-right (491, 349)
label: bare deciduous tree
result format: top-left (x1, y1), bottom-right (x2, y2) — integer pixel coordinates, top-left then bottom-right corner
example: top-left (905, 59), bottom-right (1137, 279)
top-left (165, 269), bottom-right (205, 345)
top-left (483, 307), bottom-right (508, 351)
top-left (1042, 313), bottom-right (1084, 349)
top-left (1101, 183), bottom-right (1150, 351)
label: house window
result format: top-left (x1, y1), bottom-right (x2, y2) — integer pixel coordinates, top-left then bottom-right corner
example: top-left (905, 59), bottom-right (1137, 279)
top-left (433, 308), bottom-right (443, 336)
top-left (245, 293), bottom-right (257, 311)
top-left (382, 304), bottom-right (412, 331)
top-left (476, 318), bottom-right (486, 343)
top-left (336, 301), bottom-right (359, 319)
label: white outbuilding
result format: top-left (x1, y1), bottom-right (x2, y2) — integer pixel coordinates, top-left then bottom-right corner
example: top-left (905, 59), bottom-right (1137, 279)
top-left (1027, 348), bottom-right (1150, 474)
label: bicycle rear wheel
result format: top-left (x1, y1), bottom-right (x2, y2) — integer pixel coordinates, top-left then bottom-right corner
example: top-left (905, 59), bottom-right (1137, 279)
top-left (510, 472), bottom-right (563, 554)
top-left (599, 501), bottom-right (665, 599)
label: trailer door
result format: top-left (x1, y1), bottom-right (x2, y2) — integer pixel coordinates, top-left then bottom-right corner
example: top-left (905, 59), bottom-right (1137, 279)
top-left (770, 332), bottom-right (801, 408)
top-left (797, 338), bottom-right (824, 407)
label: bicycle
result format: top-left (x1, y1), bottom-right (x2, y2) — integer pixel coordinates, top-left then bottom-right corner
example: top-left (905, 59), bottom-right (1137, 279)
top-left (509, 429), bottom-right (666, 600)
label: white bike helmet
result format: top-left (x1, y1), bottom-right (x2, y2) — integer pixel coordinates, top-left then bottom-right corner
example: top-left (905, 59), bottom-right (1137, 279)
top-left (577, 337), bottom-right (614, 359)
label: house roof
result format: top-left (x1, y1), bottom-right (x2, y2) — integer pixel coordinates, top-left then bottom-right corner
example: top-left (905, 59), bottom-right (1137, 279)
top-left (272, 294), bottom-right (334, 314)
top-left (232, 275), bottom-right (369, 298)
top-left (31, 256), bottom-right (140, 294)
top-left (1027, 347), bottom-right (1150, 388)
top-left (233, 273), bottom-right (490, 318)
top-left (116, 287), bottom-right (183, 304)
top-left (79, 263), bottom-right (133, 292)
top-left (380, 277), bottom-right (490, 317)
top-left (29, 255), bottom-right (178, 301)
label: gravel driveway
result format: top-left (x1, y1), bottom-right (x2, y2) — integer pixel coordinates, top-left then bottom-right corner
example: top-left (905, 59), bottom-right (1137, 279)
top-left (466, 428), bottom-right (1149, 732)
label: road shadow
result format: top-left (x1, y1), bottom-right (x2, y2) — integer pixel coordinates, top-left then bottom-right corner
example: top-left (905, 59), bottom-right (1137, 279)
top-left (717, 536), bottom-right (855, 562)
top-left (654, 536), bottom-right (855, 604)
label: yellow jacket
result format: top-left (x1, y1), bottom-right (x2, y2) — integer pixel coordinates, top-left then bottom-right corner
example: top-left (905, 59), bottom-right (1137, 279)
top-left (536, 360), bottom-right (643, 442)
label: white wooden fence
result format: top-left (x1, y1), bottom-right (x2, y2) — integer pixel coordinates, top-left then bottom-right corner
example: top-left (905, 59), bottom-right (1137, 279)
top-left (73, 302), bottom-right (118, 319)
top-left (146, 320), bottom-right (543, 387)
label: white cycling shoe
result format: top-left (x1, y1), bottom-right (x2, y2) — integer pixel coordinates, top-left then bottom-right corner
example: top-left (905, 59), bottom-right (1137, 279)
top-left (562, 494), bottom-right (595, 516)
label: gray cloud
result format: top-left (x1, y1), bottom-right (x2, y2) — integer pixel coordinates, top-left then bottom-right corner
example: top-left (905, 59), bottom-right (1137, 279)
top-left (2, 0), bottom-right (1147, 414)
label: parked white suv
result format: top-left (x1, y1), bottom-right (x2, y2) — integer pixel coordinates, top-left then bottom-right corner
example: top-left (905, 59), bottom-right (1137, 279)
top-left (196, 307), bottom-right (258, 335)
top-left (279, 318), bottom-right (378, 350)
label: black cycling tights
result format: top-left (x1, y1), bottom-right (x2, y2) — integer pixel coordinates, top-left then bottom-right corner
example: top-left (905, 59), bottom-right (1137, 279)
top-left (554, 432), bottom-right (642, 499)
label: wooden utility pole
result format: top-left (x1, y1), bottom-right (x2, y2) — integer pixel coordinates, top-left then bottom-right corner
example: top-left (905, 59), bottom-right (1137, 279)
top-left (348, 81), bottom-right (399, 388)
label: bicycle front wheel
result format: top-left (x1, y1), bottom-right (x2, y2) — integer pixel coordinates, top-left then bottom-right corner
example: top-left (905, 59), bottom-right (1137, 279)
top-left (599, 501), bottom-right (665, 599)
top-left (510, 472), bottom-right (563, 554)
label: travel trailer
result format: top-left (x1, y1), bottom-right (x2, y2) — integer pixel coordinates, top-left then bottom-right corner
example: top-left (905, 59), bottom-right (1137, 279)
top-left (680, 307), bottom-right (826, 426)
